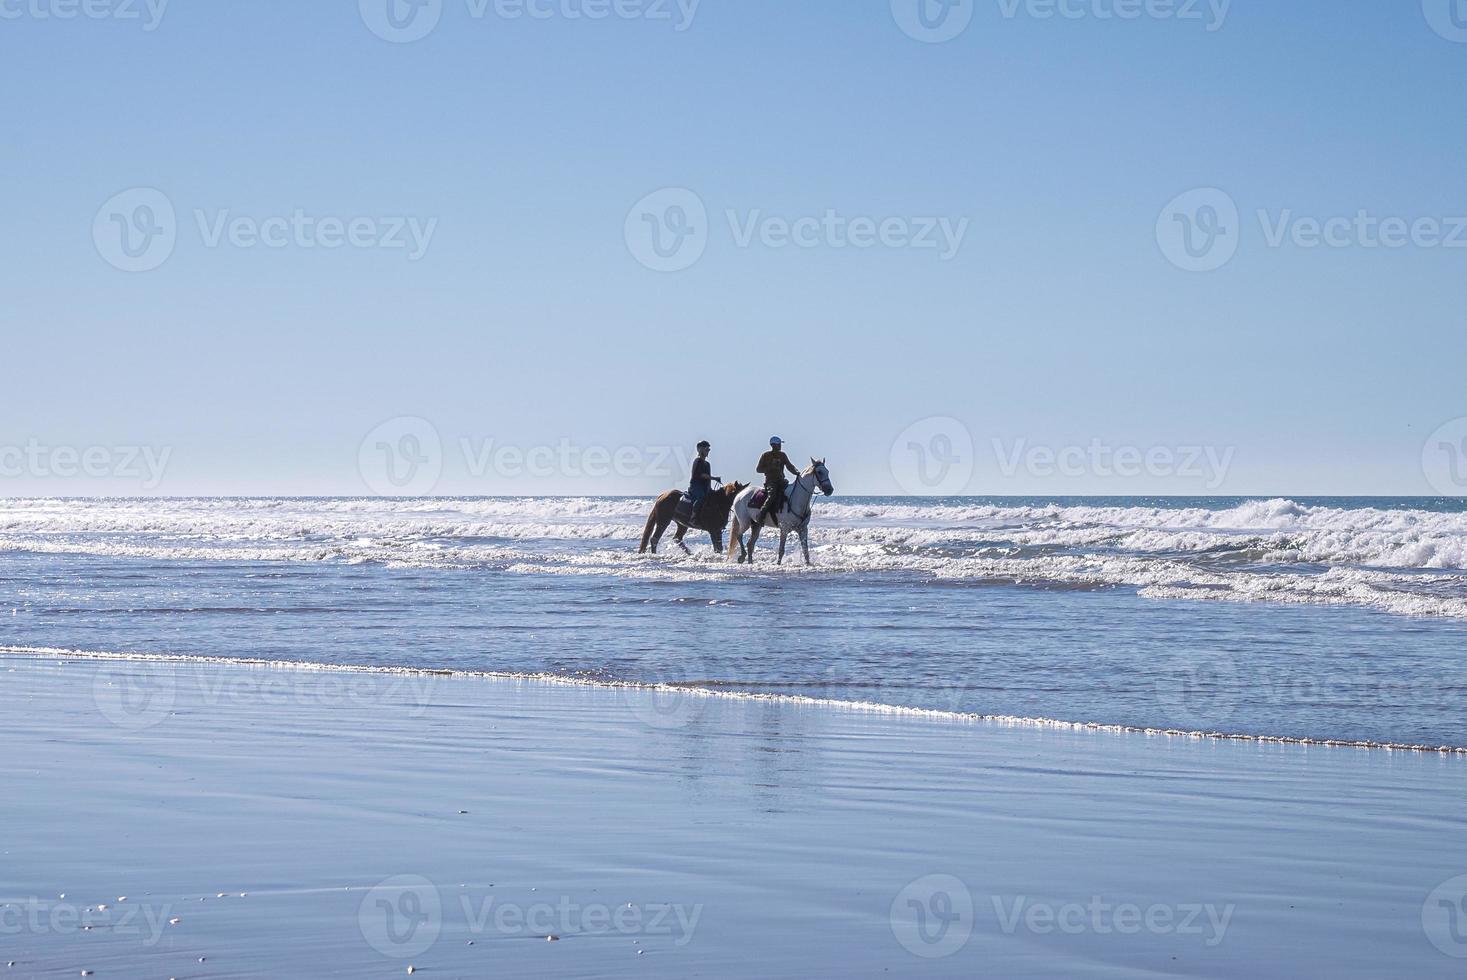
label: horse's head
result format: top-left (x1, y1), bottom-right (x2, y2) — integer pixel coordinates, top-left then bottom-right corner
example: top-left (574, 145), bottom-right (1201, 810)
top-left (808, 458), bottom-right (834, 496)
top-left (704, 481), bottom-right (747, 521)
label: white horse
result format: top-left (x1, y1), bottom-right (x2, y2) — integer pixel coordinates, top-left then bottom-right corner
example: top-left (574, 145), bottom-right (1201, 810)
top-left (727, 459), bottom-right (834, 565)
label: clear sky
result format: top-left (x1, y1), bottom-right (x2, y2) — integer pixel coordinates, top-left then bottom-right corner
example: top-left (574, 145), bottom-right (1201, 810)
top-left (4, 0), bottom-right (1466, 496)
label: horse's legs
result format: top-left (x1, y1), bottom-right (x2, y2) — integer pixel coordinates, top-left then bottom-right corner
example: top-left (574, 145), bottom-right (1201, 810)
top-left (776, 528), bottom-right (788, 565)
top-left (649, 519), bottom-right (669, 554)
top-left (747, 524), bottom-right (762, 561)
top-left (710, 529), bottom-right (724, 555)
top-left (799, 524), bottom-right (811, 565)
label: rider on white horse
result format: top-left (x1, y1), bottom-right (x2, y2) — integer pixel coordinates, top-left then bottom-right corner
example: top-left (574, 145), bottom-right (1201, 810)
top-left (728, 457), bottom-right (834, 564)
top-left (755, 436), bottom-right (799, 527)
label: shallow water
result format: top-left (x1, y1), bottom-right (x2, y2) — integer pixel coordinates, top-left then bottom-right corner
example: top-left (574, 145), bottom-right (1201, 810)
top-left (3, 495), bottom-right (1466, 747)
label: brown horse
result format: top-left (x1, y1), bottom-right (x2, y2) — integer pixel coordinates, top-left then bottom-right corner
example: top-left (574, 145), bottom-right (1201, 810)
top-left (639, 482), bottom-right (747, 555)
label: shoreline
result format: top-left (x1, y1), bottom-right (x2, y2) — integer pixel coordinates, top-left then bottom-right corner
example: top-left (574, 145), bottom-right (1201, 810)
top-left (7, 643), bottom-right (1466, 756)
top-left (4, 651), bottom-right (1465, 977)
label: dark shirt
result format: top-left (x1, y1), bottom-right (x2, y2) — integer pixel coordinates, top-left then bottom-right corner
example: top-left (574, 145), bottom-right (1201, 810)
top-left (689, 457), bottom-right (712, 494)
top-left (757, 450), bottom-right (797, 486)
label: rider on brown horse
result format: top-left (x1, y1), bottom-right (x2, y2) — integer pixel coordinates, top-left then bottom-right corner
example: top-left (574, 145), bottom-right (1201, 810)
top-left (688, 440), bottom-right (719, 525)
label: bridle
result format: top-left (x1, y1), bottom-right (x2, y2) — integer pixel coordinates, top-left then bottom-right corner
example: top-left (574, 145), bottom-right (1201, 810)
top-left (782, 464), bottom-right (830, 526)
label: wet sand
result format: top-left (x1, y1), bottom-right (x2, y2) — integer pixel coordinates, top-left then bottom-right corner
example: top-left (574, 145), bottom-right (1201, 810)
top-left (2, 652), bottom-right (1465, 978)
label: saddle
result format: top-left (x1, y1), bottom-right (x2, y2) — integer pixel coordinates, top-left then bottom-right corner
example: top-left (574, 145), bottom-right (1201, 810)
top-left (674, 493), bottom-right (697, 525)
top-left (749, 488), bottom-right (768, 510)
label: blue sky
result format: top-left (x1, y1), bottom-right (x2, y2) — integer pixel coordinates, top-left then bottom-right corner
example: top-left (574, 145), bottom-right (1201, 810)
top-left (3, 0), bottom-right (1466, 495)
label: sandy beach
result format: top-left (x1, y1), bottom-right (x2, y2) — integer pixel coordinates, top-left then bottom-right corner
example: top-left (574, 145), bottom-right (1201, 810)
top-left (3, 651), bottom-right (1464, 978)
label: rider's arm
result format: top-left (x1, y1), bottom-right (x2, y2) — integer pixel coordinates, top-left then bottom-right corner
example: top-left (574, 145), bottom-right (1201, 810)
top-left (783, 455), bottom-right (800, 477)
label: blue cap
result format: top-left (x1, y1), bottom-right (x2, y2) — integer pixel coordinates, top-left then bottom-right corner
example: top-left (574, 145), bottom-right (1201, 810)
top-left (770, 436), bottom-right (783, 446)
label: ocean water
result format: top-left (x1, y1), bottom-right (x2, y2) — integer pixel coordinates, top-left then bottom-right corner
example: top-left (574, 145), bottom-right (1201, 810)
top-left (3, 495), bottom-right (1467, 749)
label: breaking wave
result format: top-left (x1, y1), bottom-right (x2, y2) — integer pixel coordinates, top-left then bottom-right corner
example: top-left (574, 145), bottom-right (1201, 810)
top-left (2, 496), bottom-right (1466, 619)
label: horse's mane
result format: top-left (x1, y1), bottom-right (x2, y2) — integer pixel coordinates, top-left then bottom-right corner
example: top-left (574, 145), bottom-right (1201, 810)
top-left (703, 481), bottom-right (746, 520)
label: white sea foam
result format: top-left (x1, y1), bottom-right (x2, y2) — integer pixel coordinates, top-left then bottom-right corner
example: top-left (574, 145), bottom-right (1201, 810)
top-left (2, 497), bottom-right (1466, 618)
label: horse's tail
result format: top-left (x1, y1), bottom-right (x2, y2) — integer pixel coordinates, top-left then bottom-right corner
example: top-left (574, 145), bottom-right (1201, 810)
top-left (639, 501), bottom-right (661, 553)
top-left (726, 500), bottom-right (743, 560)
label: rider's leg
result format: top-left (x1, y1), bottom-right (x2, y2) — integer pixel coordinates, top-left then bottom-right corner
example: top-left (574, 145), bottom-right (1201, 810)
top-left (759, 483), bottom-right (783, 525)
top-left (756, 488), bottom-right (774, 525)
